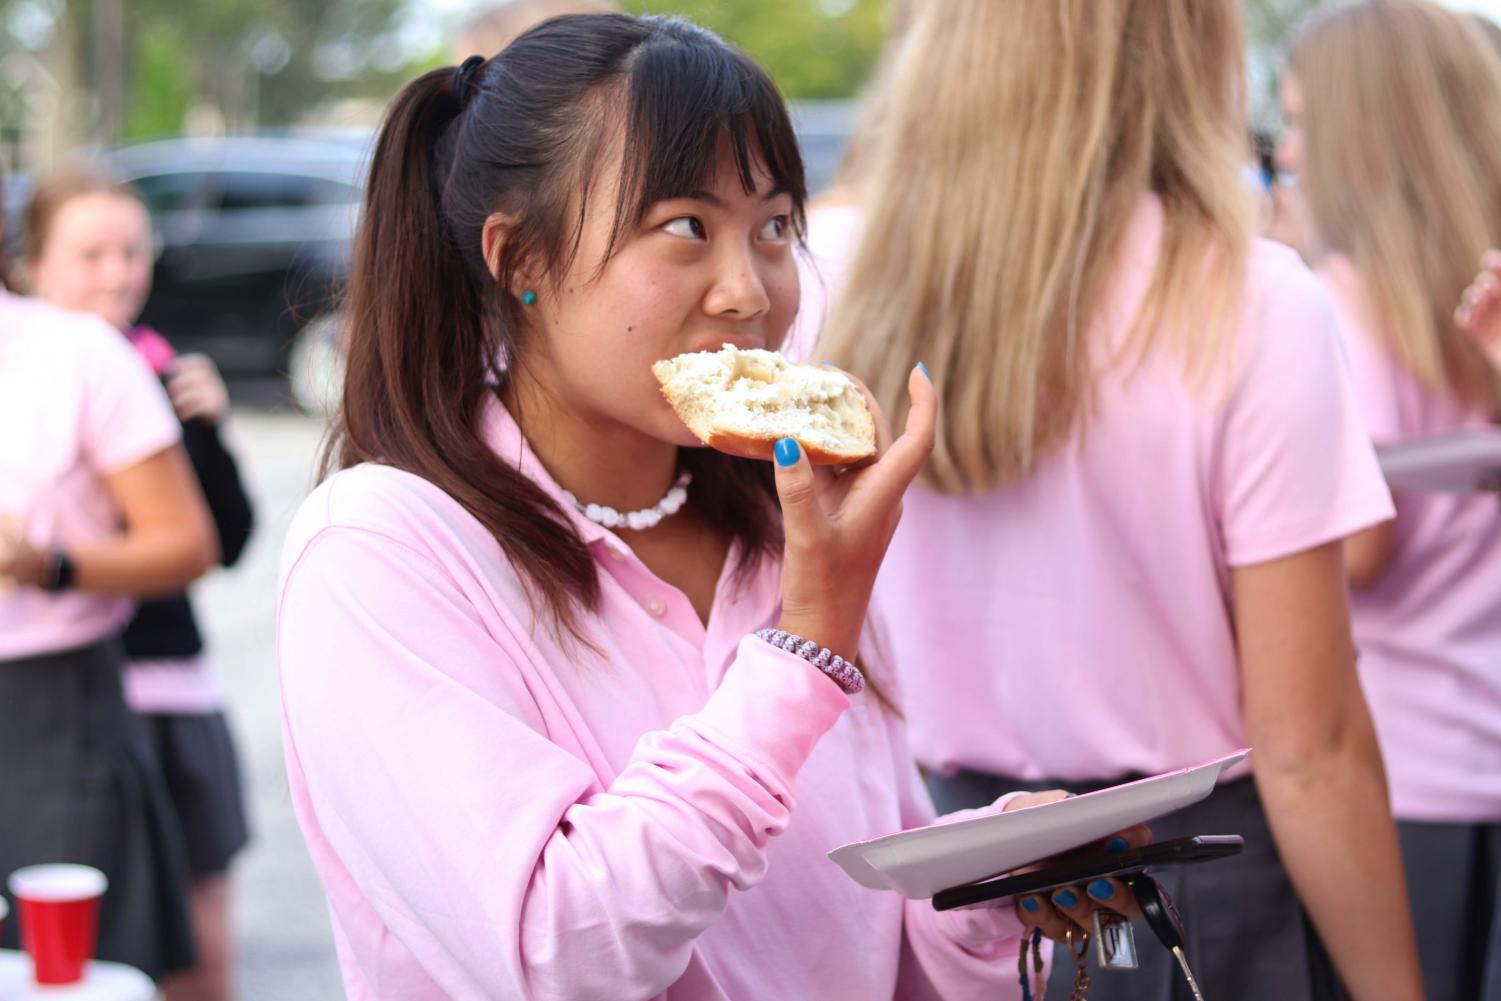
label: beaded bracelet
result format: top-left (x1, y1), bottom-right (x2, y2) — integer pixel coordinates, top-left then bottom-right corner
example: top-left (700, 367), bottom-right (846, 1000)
top-left (753, 628), bottom-right (865, 695)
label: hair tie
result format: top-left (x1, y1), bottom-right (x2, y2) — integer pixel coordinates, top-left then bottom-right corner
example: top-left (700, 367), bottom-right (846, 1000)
top-left (451, 55), bottom-right (485, 105)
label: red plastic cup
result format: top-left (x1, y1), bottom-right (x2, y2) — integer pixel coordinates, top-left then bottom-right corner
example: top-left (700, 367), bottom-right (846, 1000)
top-left (7, 864), bottom-right (108, 985)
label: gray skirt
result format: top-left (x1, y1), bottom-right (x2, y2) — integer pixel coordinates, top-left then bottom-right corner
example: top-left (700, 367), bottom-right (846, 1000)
top-left (139, 710), bottom-right (251, 878)
top-left (928, 770), bottom-right (1344, 1001)
top-left (0, 639), bottom-right (197, 980)
top-left (1398, 818), bottom-right (1501, 1001)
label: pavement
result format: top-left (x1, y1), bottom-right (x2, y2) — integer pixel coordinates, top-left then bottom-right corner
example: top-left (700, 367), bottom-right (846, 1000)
top-left (195, 404), bottom-right (344, 998)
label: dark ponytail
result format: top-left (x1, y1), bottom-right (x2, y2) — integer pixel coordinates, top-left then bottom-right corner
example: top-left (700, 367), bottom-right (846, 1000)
top-left (326, 14), bottom-right (807, 641)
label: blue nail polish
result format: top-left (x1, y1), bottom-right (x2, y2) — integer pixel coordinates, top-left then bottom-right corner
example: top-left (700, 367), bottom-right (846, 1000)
top-left (1106, 837), bottom-right (1128, 855)
top-left (917, 361), bottom-right (930, 380)
top-left (1021, 896), bottom-right (1040, 913)
top-left (1053, 889), bottom-right (1078, 909)
top-left (774, 438), bottom-right (800, 467)
top-left (1088, 879), bottom-right (1115, 901)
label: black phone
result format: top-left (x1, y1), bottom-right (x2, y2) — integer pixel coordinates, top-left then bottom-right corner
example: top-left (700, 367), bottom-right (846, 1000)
top-left (930, 834), bottom-right (1244, 912)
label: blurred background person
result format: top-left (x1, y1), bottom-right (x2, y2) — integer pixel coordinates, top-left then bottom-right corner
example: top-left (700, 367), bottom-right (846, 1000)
top-left (1283, 2), bottom-right (1501, 997)
top-left (814, 1), bottom-right (1421, 998)
top-left (450, 0), bottom-right (620, 61)
top-left (22, 164), bottom-right (255, 1001)
top-left (0, 167), bottom-right (215, 983)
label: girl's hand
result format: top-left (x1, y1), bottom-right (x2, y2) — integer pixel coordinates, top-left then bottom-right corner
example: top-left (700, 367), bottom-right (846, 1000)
top-left (0, 516), bottom-right (48, 590)
top-left (772, 364), bottom-right (936, 659)
top-left (1455, 250), bottom-right (1501, 368)
top-left (164, 353), bottom-right (230, 424)
top-left (1003, 791), bottom-right (1151, 943)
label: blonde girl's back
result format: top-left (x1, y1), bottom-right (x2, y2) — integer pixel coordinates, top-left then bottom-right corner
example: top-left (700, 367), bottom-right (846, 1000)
top-left (813, 1), bottom-right (1423, 998)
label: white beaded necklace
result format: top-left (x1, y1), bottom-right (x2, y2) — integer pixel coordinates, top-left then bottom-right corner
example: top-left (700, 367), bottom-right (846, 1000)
top-left (561, 471), bottom-right (692, 532)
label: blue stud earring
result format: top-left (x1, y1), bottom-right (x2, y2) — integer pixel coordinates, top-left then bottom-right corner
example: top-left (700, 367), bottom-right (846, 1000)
top-left (521, 290), bottom-right (537, 306)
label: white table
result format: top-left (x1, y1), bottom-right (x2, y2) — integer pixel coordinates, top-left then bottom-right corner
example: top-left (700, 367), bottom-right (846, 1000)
top-left (0, 950), bottom-right (154, 1000)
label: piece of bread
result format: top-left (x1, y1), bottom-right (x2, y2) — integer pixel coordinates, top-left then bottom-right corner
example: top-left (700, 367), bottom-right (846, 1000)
top-left (652, 346), bottom-right (877, 464)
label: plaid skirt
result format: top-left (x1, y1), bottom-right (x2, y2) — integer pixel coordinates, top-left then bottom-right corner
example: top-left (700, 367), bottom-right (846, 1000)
top-left (0, 638), bottom-right (196, 980)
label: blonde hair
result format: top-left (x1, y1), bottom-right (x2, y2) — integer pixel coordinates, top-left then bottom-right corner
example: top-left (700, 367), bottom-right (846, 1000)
top-left (1290, 0), bottom-right (1501, 415)
top-left (820, 0), bottom-right (1253, 494)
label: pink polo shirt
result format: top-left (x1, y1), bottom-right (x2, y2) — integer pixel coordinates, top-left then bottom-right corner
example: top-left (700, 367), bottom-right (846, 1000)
top-left (799, 195), bottom-right (1393, 782)
top-left (277, 397), bottom-right (1034, 1001)
top-left (0, 290), bottom-right (180, 660)
top-left (1318, 257), bottom-right (1501, 822)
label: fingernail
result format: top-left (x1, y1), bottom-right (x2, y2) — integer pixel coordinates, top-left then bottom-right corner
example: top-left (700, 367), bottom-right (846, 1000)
top-left (1021, 896), bottom-right (1041, 913)
top-left (1088, 879), bottom-right (1115, 901)
top-left (1052, 889), bottom-right (1078, 909)
top-left (774, 438), bottom-right (801, 467)
top-left (917, 361), bottom-right (930, 380)
top-left (1106, 837), bottom-right (1128, 855)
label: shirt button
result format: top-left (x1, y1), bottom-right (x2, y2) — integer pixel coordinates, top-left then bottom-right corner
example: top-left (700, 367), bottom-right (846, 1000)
top-left (646, 598), bottom-right (666, 617)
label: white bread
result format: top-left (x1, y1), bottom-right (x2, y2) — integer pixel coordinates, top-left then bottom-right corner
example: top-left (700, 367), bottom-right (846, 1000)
top-left (652, 346), bottom-right (877, 465)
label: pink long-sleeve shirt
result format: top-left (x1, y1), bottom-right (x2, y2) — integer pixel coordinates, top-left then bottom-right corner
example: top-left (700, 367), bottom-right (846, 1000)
top-left (277, 397), bottom-right (1033, 1000)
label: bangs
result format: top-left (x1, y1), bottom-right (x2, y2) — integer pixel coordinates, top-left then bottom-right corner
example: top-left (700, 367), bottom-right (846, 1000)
top-left (614, 18), bottom-right (807, 242)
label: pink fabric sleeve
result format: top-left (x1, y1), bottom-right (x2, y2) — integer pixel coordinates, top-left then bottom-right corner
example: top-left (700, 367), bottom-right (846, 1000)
top-left (277, 527), bottom-right (850, 1000)
top-left (1216, 252), bottom-right (1394, 567)
top-left (858, 616), bottom-right (1035, 999)
top-left (894, 771), bottom-right (1039, 1000)
top-left (79, 320), bottom-right (180, 474)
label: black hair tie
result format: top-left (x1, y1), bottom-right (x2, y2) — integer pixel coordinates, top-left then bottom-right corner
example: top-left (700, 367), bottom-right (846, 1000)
top-left (451, 55), bottom-right (485, 105)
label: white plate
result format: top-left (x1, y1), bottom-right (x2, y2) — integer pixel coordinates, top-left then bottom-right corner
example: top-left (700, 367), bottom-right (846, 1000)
top-left (828, 749), bottom-right (1249, 899)
top-left (1377, 430), bottom-right (1501, 493)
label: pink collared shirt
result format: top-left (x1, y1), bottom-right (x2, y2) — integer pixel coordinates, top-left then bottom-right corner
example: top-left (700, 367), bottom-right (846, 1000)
top-left (1317, 256), bottom-right (1501, 822)
top-left (0, 290), bottom-right (180, 660)
top-left (797, 195), bottom-right (1393, 782)
top-left (277, 397), bottom-right (1033, 1000)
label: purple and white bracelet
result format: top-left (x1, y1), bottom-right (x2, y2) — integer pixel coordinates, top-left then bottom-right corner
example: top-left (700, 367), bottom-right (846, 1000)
top-left (754, 628), bottom-right (865, 695)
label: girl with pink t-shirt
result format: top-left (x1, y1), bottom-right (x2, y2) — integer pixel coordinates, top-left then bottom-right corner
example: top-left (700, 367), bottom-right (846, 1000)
top-left (275, 13), bottom-right (1148, 1000)
top-left (811, 2), bottom-right (1421, 1000)
top-left (1283, 3), bottom-right (1501, 998)
top-left (0, 175), bottom-right (217, 980)
top-left (22, 164), bottom-right (254, 1001)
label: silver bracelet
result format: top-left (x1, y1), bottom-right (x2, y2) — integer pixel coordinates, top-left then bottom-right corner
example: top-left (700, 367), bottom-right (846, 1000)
top-left (753, 628), bottom-right (865, 695)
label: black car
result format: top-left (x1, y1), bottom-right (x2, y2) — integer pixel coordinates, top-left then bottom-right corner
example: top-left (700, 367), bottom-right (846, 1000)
top-left (112, 136), bottom-right (368, 380)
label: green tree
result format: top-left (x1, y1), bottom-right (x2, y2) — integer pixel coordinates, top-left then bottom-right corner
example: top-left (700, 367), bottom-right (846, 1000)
top-left (628, 0), bottom-right (891, 99)
top-left (1246, 0), bottom-right (1329, 129)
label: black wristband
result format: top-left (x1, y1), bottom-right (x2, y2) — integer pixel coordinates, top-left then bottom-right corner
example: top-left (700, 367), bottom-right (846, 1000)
top-left (41, 550), bottom-right (75, 592)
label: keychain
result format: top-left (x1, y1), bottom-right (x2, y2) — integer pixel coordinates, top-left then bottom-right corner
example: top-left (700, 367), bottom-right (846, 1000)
top-left (1092, 908), bottom-right (1138, 970)
top-left (1066, 926), bottom-right (1091, 1000)
top-left (1127, 873), bottom-right (1209, 1001)
top-left (1017, 928), bottom-right (1044, 1001)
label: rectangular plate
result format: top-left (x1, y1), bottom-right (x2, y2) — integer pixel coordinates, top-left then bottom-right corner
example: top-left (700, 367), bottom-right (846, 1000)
top-left (1377, 430), bottom-right (1501, 493)
top-left (826, 749), bottom-right (1248, 899)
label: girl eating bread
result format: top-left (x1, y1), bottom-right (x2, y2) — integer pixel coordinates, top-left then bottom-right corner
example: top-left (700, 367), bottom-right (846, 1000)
top-left (275, 13), bottom-right (1141, 999)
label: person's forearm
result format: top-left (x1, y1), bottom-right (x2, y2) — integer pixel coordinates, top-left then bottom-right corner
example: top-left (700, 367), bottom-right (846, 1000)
top-left (68, 527), bottom-right (216, 598)
top-left (1255, 713), bottom-right (1423, 1001)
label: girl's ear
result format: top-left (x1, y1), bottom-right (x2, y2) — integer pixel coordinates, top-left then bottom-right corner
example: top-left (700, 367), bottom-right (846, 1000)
top-left (482, 210), bottom-right (540, 297)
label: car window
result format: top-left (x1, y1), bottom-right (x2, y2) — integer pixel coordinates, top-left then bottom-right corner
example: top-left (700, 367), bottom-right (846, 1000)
top-left (131, 172), bottom-right (213, 213)
top-left (216, 172), bottom-right (356, 211)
